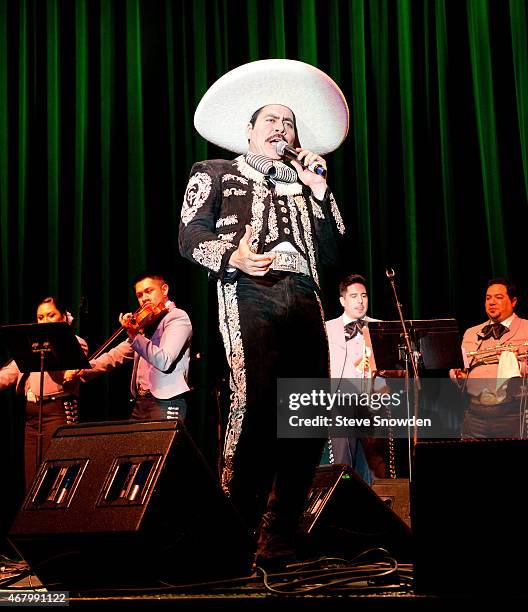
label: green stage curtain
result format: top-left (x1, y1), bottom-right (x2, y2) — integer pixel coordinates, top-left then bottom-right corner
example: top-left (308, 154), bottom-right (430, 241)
top-left (0, 0), bottom-right (527, 437)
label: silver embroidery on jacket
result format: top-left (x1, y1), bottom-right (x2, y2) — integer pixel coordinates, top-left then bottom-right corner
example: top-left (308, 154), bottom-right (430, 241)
top-left (223, 187), bottom-right (247, 197)
top-left (181, 172), bottom-right (212, 226)
top-left (274, 181), bottom-right (303, 196)
top-left (295, 195), bottom-right (319, 285)
top-left (249, 182), bottom-right (269, 252)
top-left (217, 281), bottom-right (247, 493)
top-left (218, 232), bottom-right (237, 242)
top-left (330, 193), bottom-right (345, 235)
top-left (265, 203), bottom-right (279, 244)
top-left (287, 197), bottom-right (304, 253)
top-left (192, 240), bottom-right (234, 272)
top-left (216, 215), bottom-right (238, 228)
top-left (310, 197), bottom-right (325, 219)
top-left (222, 173), bottom-right (248, 185)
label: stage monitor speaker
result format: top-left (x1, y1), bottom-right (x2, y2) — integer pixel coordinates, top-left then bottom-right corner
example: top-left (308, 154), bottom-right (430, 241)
top-left (413, 439), bottom-right (528, 596)
top-left (9, 420), bottom-right (253, 592)
top-left (371, 478), bottom-right (411, 528)
top-left (299, 465), bottom-right (413, 561)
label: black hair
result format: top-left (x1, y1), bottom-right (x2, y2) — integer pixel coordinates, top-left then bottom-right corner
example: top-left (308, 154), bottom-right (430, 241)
top-left (339, 274), bottom-right (368, 296)
top-left (248, 106), bottom-right (301, 148)
top-left (37, 296), bottom-right (69, 317)
top-left (487, 277), bottom-right (517, 300)
top-left (132, 271), bottom-right (168, 287)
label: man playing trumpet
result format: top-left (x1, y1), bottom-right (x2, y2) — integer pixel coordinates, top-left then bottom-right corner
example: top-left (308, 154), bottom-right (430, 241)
top-left (451, 278), bottom-right (528, 438)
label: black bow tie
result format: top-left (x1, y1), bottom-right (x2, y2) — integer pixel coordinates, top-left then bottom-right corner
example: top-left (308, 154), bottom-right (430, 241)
top-left (344, 320), bottom-right (366, 341)
top-left (478, 322), bottom-right (509, 341)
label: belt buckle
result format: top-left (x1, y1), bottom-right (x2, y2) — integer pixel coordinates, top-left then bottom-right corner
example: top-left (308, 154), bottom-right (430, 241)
top-left (273, 251), bottom-right (299, 273)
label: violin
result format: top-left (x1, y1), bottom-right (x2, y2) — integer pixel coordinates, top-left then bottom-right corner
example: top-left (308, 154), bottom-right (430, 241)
top-left (123, 302), bottom-right (168, 331)
top-left (89, 301), bottom-right (168, 361)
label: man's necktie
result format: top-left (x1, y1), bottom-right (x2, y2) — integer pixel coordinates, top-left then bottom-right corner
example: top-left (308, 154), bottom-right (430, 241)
top-left (477, 322), bottom-right (508, 341)
top-left (344, 319), bottom-right (366, 341)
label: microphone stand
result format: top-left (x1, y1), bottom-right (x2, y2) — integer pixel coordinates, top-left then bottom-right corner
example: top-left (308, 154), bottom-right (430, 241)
top-left (385, 268), bottom-right (421, 483)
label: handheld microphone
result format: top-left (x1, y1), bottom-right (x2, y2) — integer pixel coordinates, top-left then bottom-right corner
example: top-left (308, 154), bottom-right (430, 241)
top-left (275, 141), bottom-right (327, 178)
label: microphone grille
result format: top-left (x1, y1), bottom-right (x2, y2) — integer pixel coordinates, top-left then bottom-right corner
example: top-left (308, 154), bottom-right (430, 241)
top-left (275, 140), bottom-right (287, 155)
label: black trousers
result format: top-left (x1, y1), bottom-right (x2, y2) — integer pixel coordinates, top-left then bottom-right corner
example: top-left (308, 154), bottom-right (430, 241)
top-left (131, 396), bottom-right (187, 422)
top-left (461, 401), bottom-right (523, 438)
top-left (218, 272), bottom-right (328, 542)
top-left (25, 399), bottom-right (74, 492)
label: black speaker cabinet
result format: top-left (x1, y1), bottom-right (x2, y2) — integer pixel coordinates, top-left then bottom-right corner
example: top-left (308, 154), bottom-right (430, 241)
top-left (413, 439), bottom-right (528, 596)
top-left (9, 420), bottom-right (253, 592)
top-left (299, 465), bottom-right (413, 560)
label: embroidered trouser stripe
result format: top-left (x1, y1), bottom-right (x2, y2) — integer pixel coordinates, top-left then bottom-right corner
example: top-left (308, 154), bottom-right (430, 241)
top-left (217, 281), bottom-right (247, 493)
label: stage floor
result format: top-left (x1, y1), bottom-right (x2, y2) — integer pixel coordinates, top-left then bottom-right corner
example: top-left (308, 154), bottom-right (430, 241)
top-left (3, 554), bottom-right (527, 609)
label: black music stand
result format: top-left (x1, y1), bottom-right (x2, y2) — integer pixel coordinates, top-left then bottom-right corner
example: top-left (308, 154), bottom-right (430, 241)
top-left (0, 322), bottom-right (90, 476)
top-left (368, 319), bottom-right (463, 476)
top-left (368, 318), bottom-right (463, 373)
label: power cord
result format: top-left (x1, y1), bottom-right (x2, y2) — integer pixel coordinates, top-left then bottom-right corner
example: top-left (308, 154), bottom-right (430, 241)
top-left (257, 548), bottom-right (412, 595)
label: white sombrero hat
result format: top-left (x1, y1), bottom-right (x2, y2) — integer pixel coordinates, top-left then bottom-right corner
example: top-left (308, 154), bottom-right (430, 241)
top-left (194, 59), bottom-right (349, 155)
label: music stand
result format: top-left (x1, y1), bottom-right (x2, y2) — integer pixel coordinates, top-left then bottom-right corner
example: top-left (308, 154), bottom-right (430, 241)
top-left (0, 322), bottom-right (90, 477)
top-left (368, 318), bottom-right (464, 373)
top-left (368, 319), bottom-right (463, 477)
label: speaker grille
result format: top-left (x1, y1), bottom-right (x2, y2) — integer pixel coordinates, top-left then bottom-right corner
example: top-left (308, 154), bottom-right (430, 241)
top-left (9, 420), bottom-right (253, 591)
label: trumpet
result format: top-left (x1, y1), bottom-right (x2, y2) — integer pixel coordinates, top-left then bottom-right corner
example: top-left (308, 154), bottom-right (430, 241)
top-left (466, 342), bottom-right (528, 364)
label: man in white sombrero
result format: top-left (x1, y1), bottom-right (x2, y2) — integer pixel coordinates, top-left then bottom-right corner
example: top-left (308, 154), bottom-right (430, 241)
top-left (179, 59), bottom-right (348, 570)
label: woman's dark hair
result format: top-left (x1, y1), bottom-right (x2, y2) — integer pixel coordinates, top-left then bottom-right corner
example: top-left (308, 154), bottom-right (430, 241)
top-left (37, 296), bottom-right (69, 316)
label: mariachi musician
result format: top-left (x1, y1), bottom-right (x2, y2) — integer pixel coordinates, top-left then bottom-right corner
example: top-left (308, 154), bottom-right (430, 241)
top-left (65, 272), bottom-right (192, 422)
top-left (0, 296), bottom-right (88, 490)
top-left (451, 277), bottom-right (528, 438)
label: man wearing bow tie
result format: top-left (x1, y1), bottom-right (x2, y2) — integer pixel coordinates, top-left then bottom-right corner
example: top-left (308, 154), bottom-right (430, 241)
top-left (325, 274), bottom-right (387, 481)
top-left (452, 278), bottom-right (528, 438)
